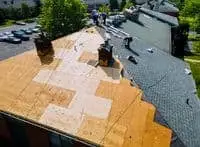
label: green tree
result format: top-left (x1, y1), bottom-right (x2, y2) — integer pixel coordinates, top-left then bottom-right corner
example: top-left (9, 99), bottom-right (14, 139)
top-left (99, 4), bottom-right (110, 14)
top-left (181, 0), bottom-right (200, 17)
top-left (195, 15), bottom-right (200, 33)
top-left (39, 0), bottom-right (87, 39)
top-left (9, 7), bottom-right (22, 20)
top-left (120, 0), bottom-right (126, 11)
top-left (123, 0), bottom-right (135, 10)
top-left (21, 3), bottom-right (30, 19)
top-left (33, 0), bottom-right (42, 16)
top-left (0, 9), bottom-right (6, 24)
top-left (109, 0), bottom-right (119, 10)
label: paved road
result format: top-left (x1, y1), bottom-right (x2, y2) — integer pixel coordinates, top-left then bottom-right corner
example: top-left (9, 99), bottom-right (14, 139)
top-left (0, 22), bottom-right (36, 33)
top-left (0, 23), bottom-right (37, 61)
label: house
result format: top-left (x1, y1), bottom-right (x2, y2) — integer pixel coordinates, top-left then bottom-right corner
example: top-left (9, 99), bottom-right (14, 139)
top-left (0, 27), bottom-right (172, 147)
top-left (124, 6), bottom-right (179, 55)
top-left (98, 16), bottom-right (200, 147)
top-left (142, 0), bottom-right (179, 17)
top-left (0, 0), bottom-right (37, 8)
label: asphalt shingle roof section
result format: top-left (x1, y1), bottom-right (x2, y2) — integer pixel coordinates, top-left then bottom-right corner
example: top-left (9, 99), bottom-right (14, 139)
top-left (122, 15), bottom-right (171, 53)
top-left (142, 0), bottom-right (179, 13)
top-left (98, 20), bottom-right (200, 147)
top-left (139, 7), bottom-right (179, 26)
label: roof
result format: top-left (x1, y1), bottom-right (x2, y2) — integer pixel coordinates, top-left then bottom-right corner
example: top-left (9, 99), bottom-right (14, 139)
top-left (97, 21), bottom-right (200, 147)
top-left (123, 14), bottom-right (171, 53)
top-left (0, 27), bottom-right (172, 146)
top-left (139, 7), bottom-right (179, 26)
top-left (141, 0), bottom-right (179, 13)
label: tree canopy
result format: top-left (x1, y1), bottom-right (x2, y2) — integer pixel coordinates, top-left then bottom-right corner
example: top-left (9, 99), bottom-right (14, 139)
top-left (99, 4), bottom-right (110, 14)
top-left (39, 0), bottom-right (87, 40)
top-left (181, 0), bottom-right (200, 17)
top-left (120, 0), bottom-right (126, 11)
top-left (109, 0), bottom-right (119, 10)
top-left (21, 3), bottom-right (30, 19)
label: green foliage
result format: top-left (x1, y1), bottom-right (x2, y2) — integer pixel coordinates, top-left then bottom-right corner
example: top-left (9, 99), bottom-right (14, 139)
top-left (123, 0), bottom-right (135, 10)
top-left (0, 9), bottom-right (6, 23)
top-left (193, 41), bottom-right (200, 53)
top-left (9, 7), bottom-right (22, 20)
top-left (99, 4), bottom-right (110, 14)
top-left (109, 0), bottom-right (119, 10)
top-left (195, 15), bottom-right (200, 33)
top-left (21, 3), bottom-right (30, 19)
top-left (189, 62), bottom-right (200, 98)
top-left (181, 0), bottom-right (200, 17)
top-left (39, 0), bottom-right (87, 40)
top-left (120, 0), bottom-right (126, 11)
top-left (188, 34), bottom-right (200, 41)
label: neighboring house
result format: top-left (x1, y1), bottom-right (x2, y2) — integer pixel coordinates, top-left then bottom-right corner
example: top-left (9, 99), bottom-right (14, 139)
top-left (142, 0), bottom-right (179, 17)
top-left (124, 7), bottom-right (178, 54)
top-left (0, 0), bottom-right (36, 8)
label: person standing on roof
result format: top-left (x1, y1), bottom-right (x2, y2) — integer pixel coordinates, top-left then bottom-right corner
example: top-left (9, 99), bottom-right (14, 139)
top-left (91, 9), bottom-right (99, 26)
top-left (101, 12), bottom-right (107, 25)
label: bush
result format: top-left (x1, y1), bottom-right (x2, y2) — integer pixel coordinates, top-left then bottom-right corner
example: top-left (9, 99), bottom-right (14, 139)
top-left (109, 0), bottom-right (119, 11)
top-left (39, 0), bottom-right (87, 40)
top-left (99, 4), bottom-right (110, 14)
top-left (120, 0), bottom-right (126, 11)
top-left (193, 41), bottom-right (200, 53)
top-left (0, 9), bottom-right (6, 24)
top-left (123, 0), bottom-right (135, 10)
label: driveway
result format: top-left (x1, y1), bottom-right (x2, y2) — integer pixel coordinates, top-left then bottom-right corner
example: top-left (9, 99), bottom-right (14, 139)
top-left (0, 23), bottom-right (37, 61)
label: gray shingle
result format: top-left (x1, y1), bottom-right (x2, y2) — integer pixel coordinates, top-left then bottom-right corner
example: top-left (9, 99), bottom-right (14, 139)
top-left (97, 20), bottom-right (200, 147)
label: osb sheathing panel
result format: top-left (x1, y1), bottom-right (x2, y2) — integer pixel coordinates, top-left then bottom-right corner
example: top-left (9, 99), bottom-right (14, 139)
top-left (0, 27), bottom-right (171, 147)
top-left (78, 51), bottom-right (98, 63)
top-left (95, 80), bottom-right (171, 147)
top-left (52, 37), bottom-right (75, 50)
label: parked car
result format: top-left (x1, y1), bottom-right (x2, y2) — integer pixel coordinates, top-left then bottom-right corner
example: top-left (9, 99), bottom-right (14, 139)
top-left (20, 29), bottom-right (33, 35)
top-left (3, 32), bottom-right (13, 36)
top-left (12, 31), bottom-right (30, 41)
top-left (15, 21), bottom-right (26, 25)
top-left (4, 36), bottom-right (21, 44)
top-left (127, 56), bottom-right (138, 64)
top-left (31, 28), bottom-right (40, 33)
top-left (0, 35), bottom-right (8, 42)
top-left (35, 24), bottom-right (42, 28)
top-left (24, 19), bottom-right (35, 23)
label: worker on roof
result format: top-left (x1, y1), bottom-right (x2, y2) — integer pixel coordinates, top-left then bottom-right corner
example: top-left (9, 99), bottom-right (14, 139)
top-left (101, 12), bottom-right (107, 25)
top-left (91, 9), bottom-right (99, 26)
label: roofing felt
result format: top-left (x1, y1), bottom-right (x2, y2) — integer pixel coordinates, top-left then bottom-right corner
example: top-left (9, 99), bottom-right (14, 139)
top-left (97, 20), bottom-right (200, 147)
top-left (139, 7), bottom-right (179, 26)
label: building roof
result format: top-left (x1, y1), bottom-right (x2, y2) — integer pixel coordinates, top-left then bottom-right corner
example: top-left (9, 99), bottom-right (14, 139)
top-left (139, 7), bottom-right (179, 26)
top-left (141, 0), bottom-right (179, 13)
top-left (97, 21), bottom-right (200, 147)
top-left (123, 13), bottom-right (171, 53)
top-left (0, 27), bottom-right (172, 146)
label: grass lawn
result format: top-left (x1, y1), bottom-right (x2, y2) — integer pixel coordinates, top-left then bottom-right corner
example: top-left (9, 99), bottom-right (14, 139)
top-left (189, 62), bottom-right (200, 98)
top-left (0, 20), bottom-right (15, 28)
